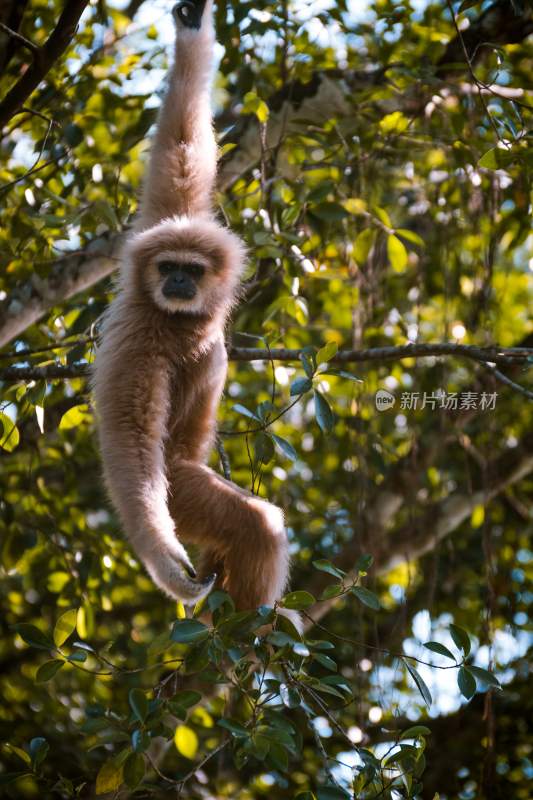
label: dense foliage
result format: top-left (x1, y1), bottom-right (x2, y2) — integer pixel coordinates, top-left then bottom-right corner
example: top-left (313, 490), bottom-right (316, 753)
top-left (0, 1), bottom-right (532, 798)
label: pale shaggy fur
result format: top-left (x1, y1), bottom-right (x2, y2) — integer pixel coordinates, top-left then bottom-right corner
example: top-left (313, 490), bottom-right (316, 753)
top-left (92, 0), bottom-right (291, 609)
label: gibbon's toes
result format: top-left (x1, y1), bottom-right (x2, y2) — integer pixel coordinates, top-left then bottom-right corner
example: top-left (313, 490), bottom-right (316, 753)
top-left (183, 562), bottom-right (197, 579)
top-left (172, 0), bottom-right (206, 30)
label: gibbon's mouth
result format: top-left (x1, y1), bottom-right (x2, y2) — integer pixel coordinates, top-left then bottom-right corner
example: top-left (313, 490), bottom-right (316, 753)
top-left (162, 277), bottom-right (197, 301)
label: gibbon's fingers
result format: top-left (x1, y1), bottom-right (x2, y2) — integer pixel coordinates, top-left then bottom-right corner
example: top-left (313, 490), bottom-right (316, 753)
top-left (168, 461), bottom-right (290, 610)
top-left (172, 0), bottom-right (207, 30)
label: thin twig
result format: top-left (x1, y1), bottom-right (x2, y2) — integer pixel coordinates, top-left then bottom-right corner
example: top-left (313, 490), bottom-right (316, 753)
top-left (482, 363), bottom-right (533, 401)
top-left (0, 21), bottom-right (39, 55)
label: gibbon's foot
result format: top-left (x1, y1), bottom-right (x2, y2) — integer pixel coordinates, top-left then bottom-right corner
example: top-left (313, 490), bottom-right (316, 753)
top-left (172, 0), bottom-right (206, 30)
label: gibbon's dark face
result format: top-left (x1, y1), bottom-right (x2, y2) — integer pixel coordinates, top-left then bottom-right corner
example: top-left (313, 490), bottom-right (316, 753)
top-left (172, 0), bottom-right (207, 30)
top-left (148, 252), bottom-right (213, 315)
top-left (158, 260), bottom-right (205, 301)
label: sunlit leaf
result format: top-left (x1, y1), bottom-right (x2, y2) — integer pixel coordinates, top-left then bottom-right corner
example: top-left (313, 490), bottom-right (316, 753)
top-left (281, 590), bottom-right (315, 610)
top-left (53, 609), bottom-right (78, 648)
top-left (96, 759), bottom-right (123, 795)
top-left (387, 234), bottom-right (408, 272)
top-left (174, 725), bottom-right (198, 759)
top-left (0, 412), bottom-right (20, 452)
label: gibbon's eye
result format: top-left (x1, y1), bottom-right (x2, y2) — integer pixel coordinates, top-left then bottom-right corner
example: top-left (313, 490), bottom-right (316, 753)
top-left (182, 262), bottom-right (205, 279)
top-left (158, 261), bottom-right (178, 276)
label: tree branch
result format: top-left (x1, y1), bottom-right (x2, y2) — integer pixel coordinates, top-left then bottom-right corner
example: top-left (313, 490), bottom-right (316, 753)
top-left (305, 433), bottom-right (533, 629)
top-left (0, 232), bottom-right (124, 349)
top-left (0, 0), bottom-right (90, 130)
top-left (1, 344), bottom-right (532, 382)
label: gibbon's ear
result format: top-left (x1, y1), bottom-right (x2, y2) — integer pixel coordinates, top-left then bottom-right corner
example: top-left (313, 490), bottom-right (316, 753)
top-left (172, 0), bottom-right (207, 29)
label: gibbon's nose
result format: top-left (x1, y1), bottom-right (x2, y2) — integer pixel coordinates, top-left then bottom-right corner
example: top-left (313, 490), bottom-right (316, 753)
top-left (162, 273), bottom-right (197, 300)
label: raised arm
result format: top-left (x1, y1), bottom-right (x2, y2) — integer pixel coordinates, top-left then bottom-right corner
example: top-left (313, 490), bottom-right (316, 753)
top-left (138, 0), bottom-right (217, 229)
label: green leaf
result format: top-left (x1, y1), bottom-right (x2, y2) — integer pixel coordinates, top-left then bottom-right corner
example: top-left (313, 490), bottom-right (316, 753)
top-left (423, 642), bottom-right (456, 661)
top-left (4, 744), bottom-right (31, 765)
top-left (405, 662), bottom-right (432, 708)
top-left (373, 206), bottom-right (392, 227)
top-left (311, 202), bottom-right (349, 222)
top-left (457, 667), bottom-right (476, 700)
top-left (352, 586), bottom-right (380, 610)
top-left (312, 559), bottom-right (346, 579)
top-left (254, 432), bottom-right (274, 464)
top-left (218, 718), bottom-right (248, 738)
top-left (174, 690), bottom-right (203, 709)
top-left (250, 733), bottom-right (270, 759)
top-left (171, 620), bottom-right (209, 644)
top-left (313, 653), bottom-right (337, 671)
top-left (280, 683), bottom-right (301, 708)
top-left (267, 740), bottom-right (289, 771)
top-left (449, 624), bottom-right (471, 656)
top-left (355, 554), bottom-right (374, 573)
top-left (467, 666), bottom-right (502, 690)
top-left (320, 583), bottom-right (345, 600)
top-left (478, 147), bottom-right (499, 169)
top-left (400, 725), bottom-right (431, 740)
top-left (53, 609), bottom-right (78, 648)
top-left (321, 369), bottom-right (362, 382)
top-left (300, 347), bottom-right (316, 377)
top-left (387, 234), bottom-right (408, 272)
top-left (232, 404), bottom-right (260, 422)
top-left (316, 341), bottom-right (338, 365)
top-left (281, 590), bottom-right (315, 610)
top-left (131, 729), bottom-right (151, 752)
top-left (123, 753), bottom-right (145, 789)
top-left (0, 412), bottom-right (20, 452)
top-left (267, 631), bottom-right (297, 647)
top-left (293, 642), bottom-right (310, 657)
top-left (354, 228), bottom-right (375, 264)
top-left (314, 391), bottom-right (334, 433)
top-left (96, 759), bottom-right (123, 795)
top-left (290, 377), bottom-right (313, 396)
top-left (29, 737), bottom-right (49, 769)
top-left (174, 725), bottom-right (198, 759)
top-left (243, 91), bottom-right (269, 123)
top-left (129, 689), bottom-right (149, 723)
top-left (316, 785), bottom-right (351, 799)
top-left (67, 650), bottom-right (87, 663)
top-left (271, 434), bottom-right (297, 461)
top-left (36, 659), bottom-right (64, 683)
top-left (396, 228), bottom-right (425, 247)
top-left (13, 624), bottom-right (53, 651)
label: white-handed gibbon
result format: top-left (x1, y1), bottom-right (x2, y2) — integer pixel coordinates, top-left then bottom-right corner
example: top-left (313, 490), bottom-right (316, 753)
top-left (93, 0), bottom-right (292, 611)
